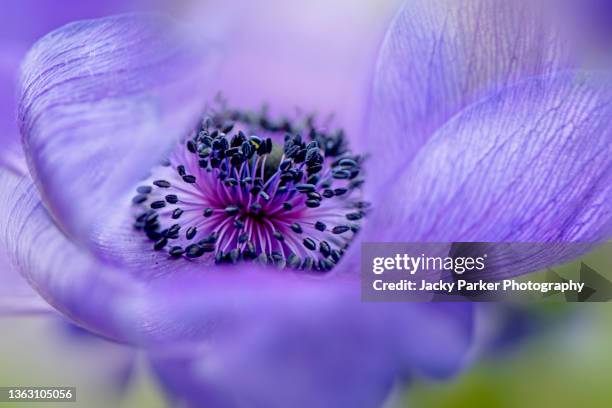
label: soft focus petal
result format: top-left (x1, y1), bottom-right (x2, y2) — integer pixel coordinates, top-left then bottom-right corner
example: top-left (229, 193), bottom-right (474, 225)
top-left (0, 46), bottom-right (32, 173)
top-left (559, 0), bottom-right (612, 63)
top-left (368, 71), bottom-right (612, 276)
top-left (0, 47), bottom-right (23, 150)
top-left (136, 274), bottom-right (473, 380)
top-left (0, 247), bottom-right (52, 316)
top-left (18, 13), bottom-right (218, 248)
top-left (394, 303), bottom-right (473, 379)
top-left (151, 309), bottom-right (397, 408)
top-left (365, 0), bottom-right (574, 174)
top-left (0, 180), bottom-right (52, 315)
top-left (151, 301), bottom-right (472, 408)
top-left (0, 50), bottom-right (28, 174)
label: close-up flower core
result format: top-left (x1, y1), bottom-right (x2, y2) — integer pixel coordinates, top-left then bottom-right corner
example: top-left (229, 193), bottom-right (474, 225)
top-left (132, 105), bottom-right (368, 272)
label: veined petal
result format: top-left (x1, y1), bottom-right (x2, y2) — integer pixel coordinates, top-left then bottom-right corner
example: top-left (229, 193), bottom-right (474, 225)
top-left (18, 13), bottom-right (218, 248)
top-left (1, 1), bottom-right (155, 168)
top-left (365, 0), bottom-right (573, 174)
top-left (0, 169), bottom-right (143, 338)
top-left (0, 225), bottom-right (51, 316)
top-left (368, 71), bottom-right (612, 276)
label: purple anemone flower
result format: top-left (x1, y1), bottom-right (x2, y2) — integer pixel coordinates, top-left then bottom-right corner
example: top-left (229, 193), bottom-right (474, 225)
top-left (0, 0), bottom-right (610, 407)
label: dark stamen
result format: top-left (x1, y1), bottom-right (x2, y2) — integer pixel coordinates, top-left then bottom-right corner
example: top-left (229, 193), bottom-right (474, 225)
top-left (332, 225), bottom-right (350, 234)
top-left (303, 238), bottom-right (317, 251)
top-left (154, 180), bottom-right (171, 188)
top-left (131, 105), bottom-right (368, 272)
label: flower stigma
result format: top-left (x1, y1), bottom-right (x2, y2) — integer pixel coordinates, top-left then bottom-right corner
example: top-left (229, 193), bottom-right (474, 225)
top-left (132, 105), bottom-right (369, 272)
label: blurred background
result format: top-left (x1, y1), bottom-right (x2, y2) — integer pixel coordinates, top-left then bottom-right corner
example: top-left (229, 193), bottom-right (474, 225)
top-left (1, 1), bottom-right (611, 407)
top-left (407, 245), bottom-right (612, 408)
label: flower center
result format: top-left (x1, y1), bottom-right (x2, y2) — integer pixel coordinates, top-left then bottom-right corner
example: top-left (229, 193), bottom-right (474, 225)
top-left (132, 106), bottom-right (368, 272)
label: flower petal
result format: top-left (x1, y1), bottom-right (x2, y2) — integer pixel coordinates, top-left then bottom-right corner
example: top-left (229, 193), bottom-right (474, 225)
top-left (0, 217), bottom-right (51, 316)
top-left (560, 0), bottom-right (612, 62)
top-left (0, 169), bottom-right (144, 338)
top-left (151, 310), bottom-right (397, 408)
top-left (394, 302), bottom-right (473, 379)
top-left (367, 71), bottom-right (612, 276)
top-left (150, 301), bottom-right (472, 408)
top-left (0, 46), bottom-right (31, 176)
top-left (0, 49), bottom-right (27, 174)
top-left (1, 1), bottom-right (155, 168)
top-left (18, 13), bottom-right (218, 247)
top-left (365, 0), bottom-right (574, 173)
top-left (0, 260), bottom-right (52, 316)
top-left (0, 47), bottom-right (23, 153)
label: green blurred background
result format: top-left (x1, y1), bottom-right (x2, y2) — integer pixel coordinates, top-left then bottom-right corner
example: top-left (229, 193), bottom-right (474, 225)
top-left (406, 245), bottom-right (612, 408)
top-left (407, 303), bottom-right (612, 408)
